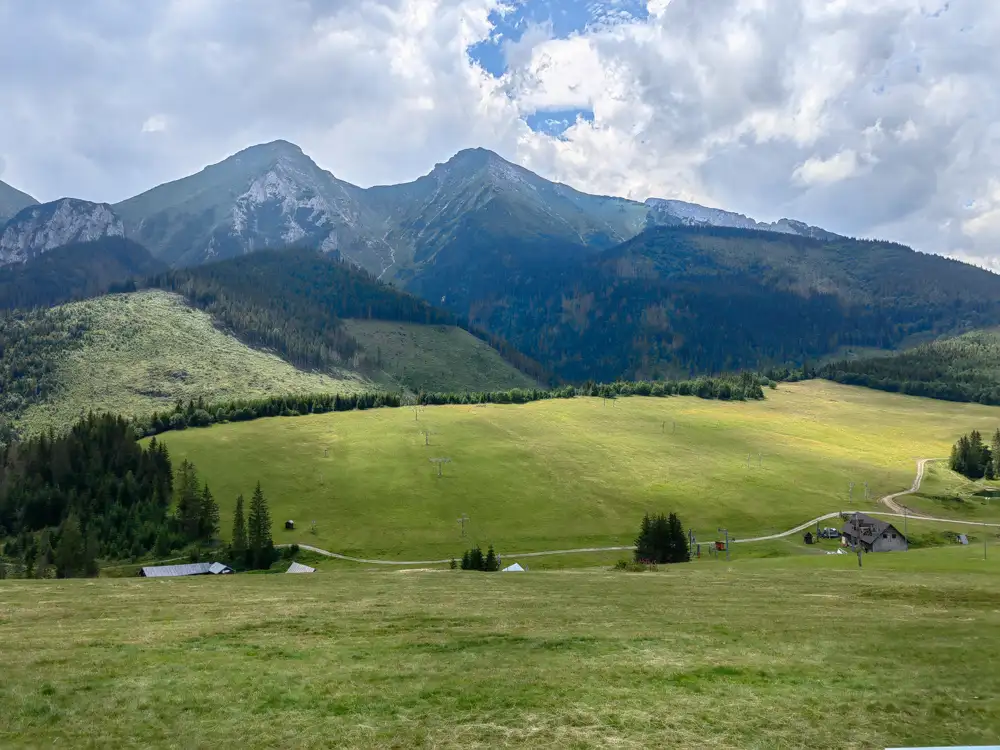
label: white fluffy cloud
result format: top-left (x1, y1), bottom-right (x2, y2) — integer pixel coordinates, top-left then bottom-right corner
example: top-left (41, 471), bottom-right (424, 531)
top-left (0, 0), bottom-right (998, 262)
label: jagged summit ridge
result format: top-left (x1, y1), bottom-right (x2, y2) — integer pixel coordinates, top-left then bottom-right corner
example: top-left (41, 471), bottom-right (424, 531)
top-left (0, 198), bottom-right (124, 266)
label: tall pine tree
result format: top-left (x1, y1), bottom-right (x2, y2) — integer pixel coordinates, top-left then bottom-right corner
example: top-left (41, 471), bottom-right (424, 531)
top-left (199, 485), bottom-right (220, 541)
top-left (231, 494), bottom-right (248, 566)
top-left (174, 460), bottom-right (203, 540)
top-left (247, 482), bottom-right (274, 570)
top-left (54, 513), bottom-right (85, 579)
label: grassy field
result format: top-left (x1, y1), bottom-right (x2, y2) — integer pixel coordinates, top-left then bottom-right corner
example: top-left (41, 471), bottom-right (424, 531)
top-left (152, 380), bottom-right (1000, 561)
top-left (903, 461), bottom-right (1000, 522)
top-left (342, 319), bottom-right (537, 393)
top-left (2, 548), bottom-right (999, 749)
top-left (20, 291), bottom-right (371, 435)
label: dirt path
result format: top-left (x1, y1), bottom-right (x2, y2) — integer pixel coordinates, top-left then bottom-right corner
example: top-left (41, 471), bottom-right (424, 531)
top-left (282, 459), bottom-right (1000, 564)
top-left (880, 458), bottom-right (937, 513)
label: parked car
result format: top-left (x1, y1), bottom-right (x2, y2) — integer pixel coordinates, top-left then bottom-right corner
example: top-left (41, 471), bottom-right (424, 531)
top-left (818, 527), bottom-right (841, 539)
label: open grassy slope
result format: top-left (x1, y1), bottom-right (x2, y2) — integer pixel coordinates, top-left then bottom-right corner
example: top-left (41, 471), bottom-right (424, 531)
top-left (154, 380), bottom-right (1000, 561)
top-left (20, 291), bottom-right (370, 435)
top-left (7, 290), bottom-right (540, 437)
top-left (342, 319), bottom-right (537, 393)
top-left (2, 548), bottom-right (999, 749)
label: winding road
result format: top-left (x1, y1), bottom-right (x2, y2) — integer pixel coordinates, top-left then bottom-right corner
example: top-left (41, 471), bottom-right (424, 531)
top-left (282, 458), bottom-right (1000, 565)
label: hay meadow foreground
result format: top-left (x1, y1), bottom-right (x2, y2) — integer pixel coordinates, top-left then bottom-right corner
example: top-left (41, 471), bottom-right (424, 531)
top-left (2, 548), bottom-right (999, 749)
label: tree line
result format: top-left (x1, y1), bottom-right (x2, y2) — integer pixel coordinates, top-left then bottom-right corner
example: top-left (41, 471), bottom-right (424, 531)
top-left (0, 412), bottom-right (278, 577)
top-left (455, 544), bottom-right (501, 571)
top-left (131, 374), bottom-right (766, 438)
top-left (819, 331), bottom-right (1000, 407)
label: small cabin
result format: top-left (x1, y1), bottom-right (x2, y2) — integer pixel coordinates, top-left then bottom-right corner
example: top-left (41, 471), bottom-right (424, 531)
top-left (285, 520), bottom-right (295, 530)
top-left (803, 531), bottom-right (814, 545)
top-left (842, 513), bottom-right (908, 552)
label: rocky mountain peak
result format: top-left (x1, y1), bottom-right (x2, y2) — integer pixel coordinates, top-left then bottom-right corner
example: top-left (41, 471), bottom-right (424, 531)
top-left (0, 198), bottom-right (125, 266)
top-left (0, 179), bottom-right (39, 224)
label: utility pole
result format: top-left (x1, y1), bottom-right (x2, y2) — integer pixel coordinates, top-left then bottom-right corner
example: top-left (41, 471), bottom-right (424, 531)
top-left (849, 482), bottom-right (855, 505)
top-left (718, 527), bottom-right (730, 561)
top-left (430, 457), bottom-right (452, 477)
top-left (747, 453), bottom-right (751, 470)
top-left (457, 514), bottom-right (469, 538)
top-left (852, 511), bottom-right (863, 568)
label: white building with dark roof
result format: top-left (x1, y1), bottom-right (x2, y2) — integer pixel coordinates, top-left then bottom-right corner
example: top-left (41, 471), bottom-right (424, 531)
top-left (841, 513), bottom-right (908, 552)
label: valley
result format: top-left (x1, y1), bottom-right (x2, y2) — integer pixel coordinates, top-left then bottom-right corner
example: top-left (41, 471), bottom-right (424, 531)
top-left (7, 5), bottom-right (1000, 748)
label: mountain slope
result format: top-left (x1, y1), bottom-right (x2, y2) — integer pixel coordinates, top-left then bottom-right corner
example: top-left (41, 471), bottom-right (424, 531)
top-left (0, 237), bottom-right (166, 309)
top-left (1, 290), bottom-right (370, 437)
top-left (115, 140), bottom-right (393, 269)
top-left (0, 180), bottom-right (37, 224)
top-left (820, 328), bottom-right (1000, 405)
top-left (473, 225), bottom-right (1000, 382)
top-left (0, 198), bottom-right (124, 266)
top-left (144, 247), bottom-right (546, 385)
top-left (367, 148), bottom-right (649, 308)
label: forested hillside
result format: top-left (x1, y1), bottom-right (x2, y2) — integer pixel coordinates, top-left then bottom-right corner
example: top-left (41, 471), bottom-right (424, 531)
top-left (470, 226), bottom-right (1000, 382)
top-left (0, 237), bottom-right (165, 309)
top-left (145, 248), bottom-right (546, 382)
top-left (821, 329), bottom-right (1000, 405)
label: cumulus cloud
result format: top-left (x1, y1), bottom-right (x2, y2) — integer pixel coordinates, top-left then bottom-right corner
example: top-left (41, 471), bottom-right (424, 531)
top-left (793, 150), bottom-right (861, 186)
top-left (0, 0), bottom-right (998, 263)
top-left (141, 115), bottom-right (168, 133)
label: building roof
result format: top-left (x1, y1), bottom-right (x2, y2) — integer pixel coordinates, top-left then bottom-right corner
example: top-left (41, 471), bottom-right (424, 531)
top-left (140, 562), bottom-right (233, 577)
top-left (842, 513), bottom-right (904, 543)
top-left (286, 562), bottom-right (316, 574)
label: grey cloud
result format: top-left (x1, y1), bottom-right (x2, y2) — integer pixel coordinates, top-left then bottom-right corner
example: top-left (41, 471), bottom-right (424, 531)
top-left (1, 0), bottom-right (999, 264)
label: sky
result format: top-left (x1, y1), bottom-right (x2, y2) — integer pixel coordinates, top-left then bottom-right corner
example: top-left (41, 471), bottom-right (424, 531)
top-left (0, 0), bottom-right (998, 266)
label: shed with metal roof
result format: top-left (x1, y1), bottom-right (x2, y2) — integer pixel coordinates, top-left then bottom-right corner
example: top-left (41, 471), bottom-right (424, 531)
top-left (139, 562), bottom-right (234, 577)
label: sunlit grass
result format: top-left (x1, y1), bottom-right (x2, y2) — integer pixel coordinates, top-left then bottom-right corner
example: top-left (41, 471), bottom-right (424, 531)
top-left (1, 548), bottom-right (999, 749)
top-left (154, 381), bottom-right (1000, 561)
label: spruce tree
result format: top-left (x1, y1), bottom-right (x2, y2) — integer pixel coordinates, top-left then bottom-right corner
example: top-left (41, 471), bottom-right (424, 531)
top-left (469, 545), bottom-right (484, 571)
top-left (484, 544), bottom-right (498, 572)
top-left (461, 549), bottom-right (471, 570)
top-left (247, 482), bottom-right (274, 570)
top-left (666, 512), bottom-right (689, 563)
top-left (231, 494), bottom-right (248, 565)
top-left (174, 460), bottom-right (203, 541)
top-left (55, 513), bottom-right (85, 579)
top-left (199, 485), bottom-right (220, 540)
top-left (154, 528), bottom-right (172, 559)
top-left (634, 513), bottom-right (654, 563)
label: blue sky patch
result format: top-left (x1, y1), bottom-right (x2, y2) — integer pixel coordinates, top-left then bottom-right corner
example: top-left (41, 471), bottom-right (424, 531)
top-left (468, 0), bottom-right (649, 78)
top-left (525, 108), bottom-right (595, 137)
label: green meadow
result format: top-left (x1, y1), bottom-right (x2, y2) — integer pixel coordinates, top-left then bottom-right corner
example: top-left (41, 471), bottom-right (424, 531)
top-left (154, 380), bottom-right (1000, 561)
top-left (2, 548), bottom-right (999, 749)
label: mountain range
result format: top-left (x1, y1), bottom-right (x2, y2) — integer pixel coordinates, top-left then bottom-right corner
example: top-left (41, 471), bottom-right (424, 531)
top-left (0, 140), bottom-right (839, 277)
top-left (3, 140), bottom-right (1000, 384)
